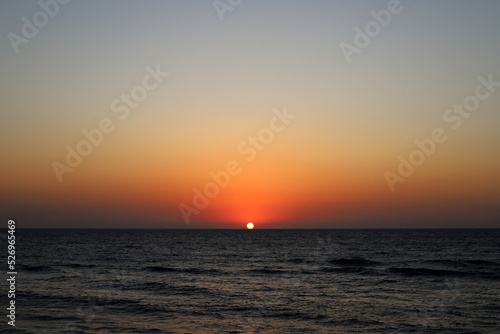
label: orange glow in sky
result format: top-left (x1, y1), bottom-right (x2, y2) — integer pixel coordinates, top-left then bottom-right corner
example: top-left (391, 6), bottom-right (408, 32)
top-left (1, 1), bottom-right (499, 229)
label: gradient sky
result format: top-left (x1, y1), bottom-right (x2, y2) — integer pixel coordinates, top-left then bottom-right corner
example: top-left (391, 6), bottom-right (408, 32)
top-left (1, 0), bottom-right (499, 228)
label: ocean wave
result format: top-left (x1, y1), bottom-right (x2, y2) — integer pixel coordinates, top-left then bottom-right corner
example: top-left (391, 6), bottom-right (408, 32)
top-left (248, 268), bottom-right (286, 274)
top-left (23, 290), bottom-right (172, 316)
top-left (327, 257), bottom-right (380, 266)
top-left (422, 259), bottom-right (463, 265)
top-left (61, 263), bottom-right (96, 268)
top-left (143, 266), bottom-right (223, 275)
top-left (423, 259), bottom-right (499, 267)
top-left (325, 318), bottom-right (384, 327)
top-left (320, 266), bottom-right (373, 274)
top-left (286, 258), bottom-right (316, 264)
top-left (387, 267), bottom-right (470, 277)
top-left (183, 268), bottom-right (223, 275)
top-left (287, 258), bottom-right (307, 264)
top-left (26, 314), bottom-right (80, 322)
top-left (126, 282), bottom-right (171, 292)
top-left (18, 264), bottom-right (54, 272)
top-left (144, 266), bottom-right (177, 272)
top-left (18, 291), bottom-right (95, 306)
top-left (465, 259), bottom-right (499, 266)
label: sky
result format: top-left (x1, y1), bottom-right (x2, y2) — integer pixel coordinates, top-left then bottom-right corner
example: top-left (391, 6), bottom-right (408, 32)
top-left (1, 0), bottom-right (499, 229)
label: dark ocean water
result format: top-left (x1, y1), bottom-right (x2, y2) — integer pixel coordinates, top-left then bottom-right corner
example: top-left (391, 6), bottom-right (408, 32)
top-left (8, 229), bottom-right (500, 333)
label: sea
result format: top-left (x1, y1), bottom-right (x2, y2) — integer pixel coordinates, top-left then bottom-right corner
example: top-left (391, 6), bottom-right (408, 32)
top-left (9, 229), bottom-right (500, 333)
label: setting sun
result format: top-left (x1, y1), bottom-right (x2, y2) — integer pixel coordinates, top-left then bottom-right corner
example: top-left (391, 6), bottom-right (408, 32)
top-left (246, 222), bottom-right (254, 229)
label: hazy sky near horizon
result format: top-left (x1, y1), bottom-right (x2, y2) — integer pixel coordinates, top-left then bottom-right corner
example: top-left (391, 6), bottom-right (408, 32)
top-left (1, 0), bottom-right (499, 228)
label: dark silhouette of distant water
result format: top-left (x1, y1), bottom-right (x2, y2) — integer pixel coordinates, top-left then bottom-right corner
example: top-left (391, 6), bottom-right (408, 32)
top-left (11, 229), bottom-right (500, 333)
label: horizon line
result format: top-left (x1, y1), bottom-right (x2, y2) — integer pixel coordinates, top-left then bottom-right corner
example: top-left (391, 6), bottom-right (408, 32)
top-left (11, 227), bottom-right (500, 230)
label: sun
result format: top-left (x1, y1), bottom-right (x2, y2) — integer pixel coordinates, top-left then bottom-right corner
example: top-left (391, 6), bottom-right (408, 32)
top-left (246, 222), bottom-right (254, 229)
